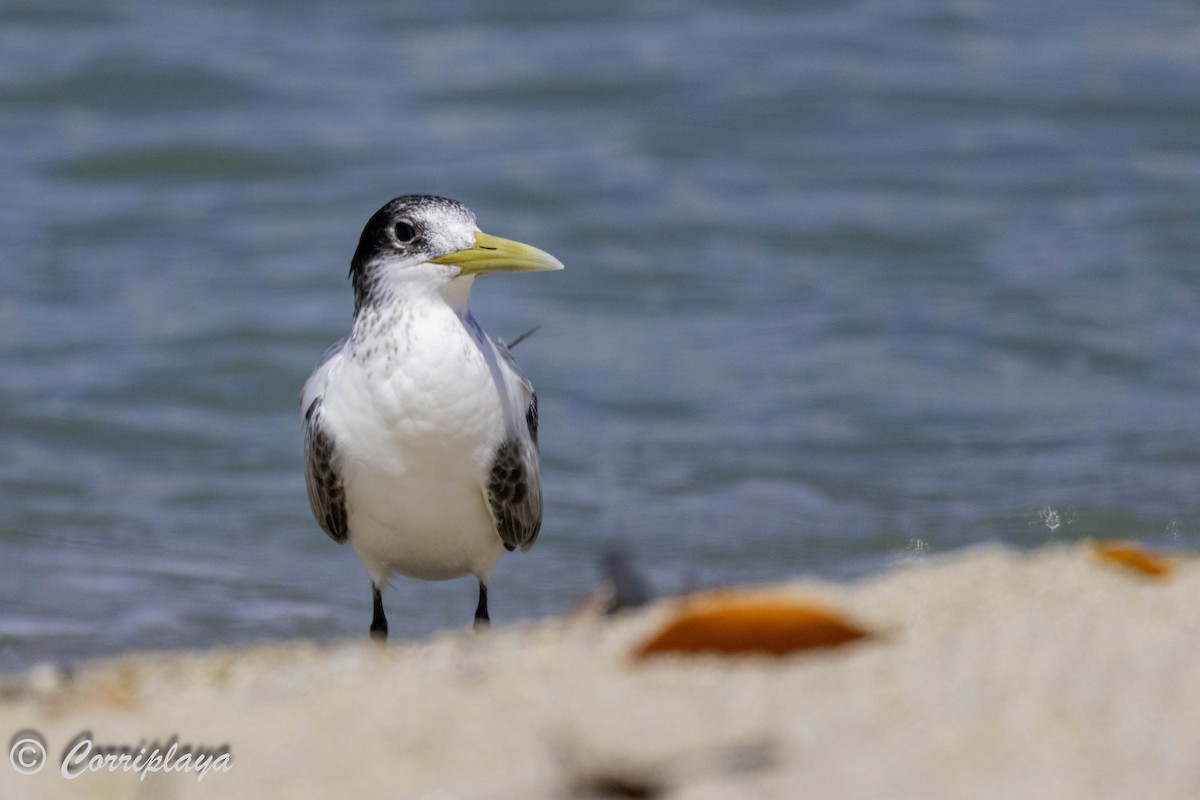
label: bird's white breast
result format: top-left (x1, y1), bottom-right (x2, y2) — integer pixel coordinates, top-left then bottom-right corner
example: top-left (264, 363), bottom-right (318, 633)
top-left (316, 293), bottom-right (506, 584)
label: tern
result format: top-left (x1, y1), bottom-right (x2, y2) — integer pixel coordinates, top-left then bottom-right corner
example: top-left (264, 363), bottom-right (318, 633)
top-left (302, 195), bottom-right (562, 640)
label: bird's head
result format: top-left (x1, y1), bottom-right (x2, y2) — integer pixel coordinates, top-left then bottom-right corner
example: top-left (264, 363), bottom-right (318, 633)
top-left (348, 195), bottom-right (563, 314)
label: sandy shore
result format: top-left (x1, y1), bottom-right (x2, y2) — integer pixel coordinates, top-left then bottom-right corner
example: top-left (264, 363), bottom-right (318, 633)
top-left (2, 543), bottom-right (1197, 799)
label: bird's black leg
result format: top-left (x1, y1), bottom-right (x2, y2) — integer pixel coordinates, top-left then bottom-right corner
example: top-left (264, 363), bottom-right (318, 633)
top-left (473, 581), bottom-right (490, 632)
top-left (370, 583), bottom-right (388, 642)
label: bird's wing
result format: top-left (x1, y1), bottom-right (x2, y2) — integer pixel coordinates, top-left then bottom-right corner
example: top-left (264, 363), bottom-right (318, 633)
top-left (302, 343), bottom-right (349, 544)
top-left (484, 337), bottom-right (543, 552)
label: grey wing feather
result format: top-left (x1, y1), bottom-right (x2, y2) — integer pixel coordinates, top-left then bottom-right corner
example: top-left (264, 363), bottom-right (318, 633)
top-left (486, 340), bottom-right (543, 552)
top-left (303, 396), bottom-right (349, 544)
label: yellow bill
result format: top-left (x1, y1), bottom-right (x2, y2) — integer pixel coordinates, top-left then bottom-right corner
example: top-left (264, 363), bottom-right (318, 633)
top-left (431, 231), bottom-right (564, 275)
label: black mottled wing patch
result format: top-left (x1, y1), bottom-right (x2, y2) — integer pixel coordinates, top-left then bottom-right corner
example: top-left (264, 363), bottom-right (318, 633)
top-left (487, 435), bottom-right (542, 553)
top-left (525, 393), bottom-right (539, 445)
top-left (304, 397), bottom-right (349, 543)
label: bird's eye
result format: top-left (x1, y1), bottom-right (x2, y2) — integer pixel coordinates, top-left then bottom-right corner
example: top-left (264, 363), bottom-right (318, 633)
top-left (393, 222), bottom-right (416, 243)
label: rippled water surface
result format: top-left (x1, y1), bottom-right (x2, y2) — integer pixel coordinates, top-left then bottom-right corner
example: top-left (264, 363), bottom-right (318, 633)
top-left (2, 0), bottom-right (1199, 671)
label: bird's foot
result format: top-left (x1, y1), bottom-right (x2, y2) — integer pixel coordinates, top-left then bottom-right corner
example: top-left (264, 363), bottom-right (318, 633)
top-left (473, 582), bottom-right (491, 633)
top-left (370, 583), bottom-right (388, 642)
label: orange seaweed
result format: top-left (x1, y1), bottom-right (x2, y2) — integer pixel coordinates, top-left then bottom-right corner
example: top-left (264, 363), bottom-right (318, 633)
top-left (634, 594), bottom-right (871, 659)
top-left (1093, 540), bottom-right (1174, 579)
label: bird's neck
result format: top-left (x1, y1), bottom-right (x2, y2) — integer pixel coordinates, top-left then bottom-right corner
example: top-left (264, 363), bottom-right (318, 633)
top-left (436, 274), bottom-right (476, 314)
top-left (353, 260), bottom-right (475, 317)
top-left (349, 275), bottom-right (478, 353)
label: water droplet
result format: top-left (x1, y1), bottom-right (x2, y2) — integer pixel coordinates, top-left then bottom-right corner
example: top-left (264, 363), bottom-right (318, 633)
top-left (1037, 506), bottom-right (1061, 531)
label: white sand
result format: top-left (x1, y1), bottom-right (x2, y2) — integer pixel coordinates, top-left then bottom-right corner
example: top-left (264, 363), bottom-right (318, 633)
top-left (2, 543), bottom-right (1197, 799)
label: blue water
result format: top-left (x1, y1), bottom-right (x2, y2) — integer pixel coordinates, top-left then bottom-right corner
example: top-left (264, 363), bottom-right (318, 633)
top-left (2, 0), bottom-right (1199, 672)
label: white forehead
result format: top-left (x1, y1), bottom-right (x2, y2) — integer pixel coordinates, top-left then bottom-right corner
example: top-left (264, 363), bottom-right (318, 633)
top-left (385, 195), bottom-right (478, 253)
top-left (416, 202), bottom-right (477, 253)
